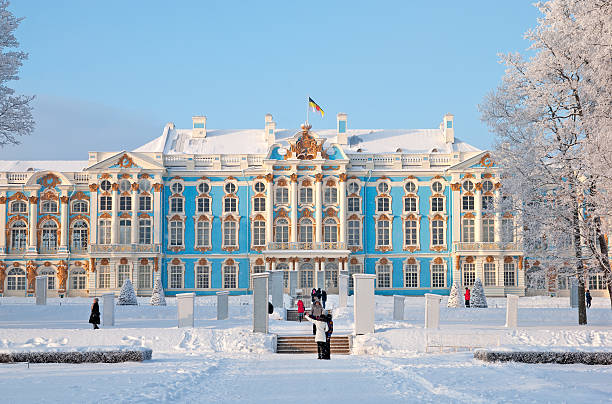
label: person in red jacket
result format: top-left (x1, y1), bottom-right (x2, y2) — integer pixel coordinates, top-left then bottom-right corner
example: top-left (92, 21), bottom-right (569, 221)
top-left (464, 287), bottom-right (471, 308)
top-left (297, 299), bottom-right (305, 322)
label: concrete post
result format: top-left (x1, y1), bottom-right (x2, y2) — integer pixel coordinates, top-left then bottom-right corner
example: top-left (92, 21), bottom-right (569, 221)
top-left (353, 274), bottom-right (376, 335)
top-left (270, 271), bottom-right (284, 309)
top-left (424, 293), bottom-right (443, 329)
top-left (570, 278), bottom-right (579, 308)
top-left (338, 274), bottom-right (349, 308)
top-left (393, 295), bottom-right (405, 321)
top-left (177, 292), bottom-right (195, 328)
top-left (317, 270), bottom-right (325, 290)
top-left (252, 273), bottom-right (269, 334)
top-left (217, 291), bottom-right (229, 320)
top-left (289, 271), bottom-right (298, 297)
top-left (102, 293), bottom-right (115, 326)
top-left (35, 276), bottom-right (47, 305)
top-left (505, 294), bottom-right (519, 328)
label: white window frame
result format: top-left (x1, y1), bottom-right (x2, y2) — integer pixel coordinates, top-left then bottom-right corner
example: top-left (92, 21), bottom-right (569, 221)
top-left (376, 262), bottom-right (392, 288)
top-left (431, 261), bottom-right (446, 288)
top-left (403, 217), bottom-right (419, 249)
top-left (169, 263), bottom-right (185, 289)
top-left (223, 262), bottom-right (239, 289)
top-left (196, 219), bottom-right (212, 248)
top-left (404, 261), bottom-right (419, 288)
top-left (169, 220), bottom-right (184, 248)
top-left (430, 216), bottom-right (446, 248)
top-left (484, 262), bottom-right (496, 286)
top-left (222, 219), bottom-right (239, 248)
top-left (71, 200), bottom-right (88, 214)
top-left (463, 262), bottom-right (476, 287)
top-left (375, 217), bottom-right (392, 249)
top-left (252, 219), bottom-right (266, 247)
top-left (195, 264), bottom-right (211, 289)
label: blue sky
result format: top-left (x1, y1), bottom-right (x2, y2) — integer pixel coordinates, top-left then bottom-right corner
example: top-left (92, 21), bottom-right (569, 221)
top-left (3, 1), bottom-right (540, 160)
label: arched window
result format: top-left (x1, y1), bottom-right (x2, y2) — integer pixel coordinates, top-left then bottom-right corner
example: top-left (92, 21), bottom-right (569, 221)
top-left (299, 187), bottom-right (313, 205)
top-left (324, 187), bottom-right (337, 205)
top-left (138, 263), bottom-right (152, 289)
top-left (7, 267), bottom-right (26, 290)
top-left (39, 268), bottom-right (56, 290)
top-left (432, 219), bottom-right (445, 246)
top-left (224, 196), bottom-right (237, 213)
top-left (299, 218), bottom-right (313, 244)
top-left (41, 200), bottom-right (58, 213)
top-left (323, 218), bottom-right (338, 243)
top-left (252, 219), bottom-right (265, 246)
top-left (119, 219), bottom-right (131, 244)
top-left (347, 219), bottom-right (361, 248)
top-left (223, 263), bottom-right (238, 289)
top-left (275, 218), bottom-right (289, 243)
top-left (70, 267), bottom-right (87, 290)
top-left (10, 220), bottom-right (27, 252)
top-left (196, 220), bottom-right (211, 247)
top-left (10, 200), bottom-right (27, 214)
top-left (376, 262), bottom-right (392, 288)
top-left (223, 220), bottom-right (237, 247)
top-left (169, 220), bottom-right (184, 247)
top-left (299, 263), bottom-right (314, 289)
top-left (376, 219), bottom-right (390, 247)
top-left (196, 263), bottom-right (210, 289)
top-left (117, 264), bottom-right (131, 287)
top-left (41, 221), bottom-right (58, 252)
top-left (98, 265), bottom-right (110, 289)
top-left (71, 200), bottom-right (88, 213)
top-left (98, 219), bottom-right (111, 245)
top-left (71, 220), bottom-right (88, 251)
top-left (169, 264), bottom-right (184, 289)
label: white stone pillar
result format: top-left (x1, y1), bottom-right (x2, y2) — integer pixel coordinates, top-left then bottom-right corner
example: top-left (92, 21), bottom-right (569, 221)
top-left (475, 187), bottom-right (482, 242)
top-left (424, 293), bottom-right (442, 329)
top-left (59, 192), bottom-right (69, 251)
top-left (217, 290), bottom-right (229, 320)
top-left (353, 273), bottom-right (376, 335)
top-left (90, 185), bottom-right (98, 244)
top-left (339, 175), bottom-right (347, 245)
top-left (393, 295), bottom-right (405, 320)
top-left (252, 272), bottom-right (269, 334)
top-left (315, 175), bottom-right (322, 243)
top-left (102, 293), bottom-right (115, 326)
top-left (505, 294), bottom-right (518, 327)
top-left (290, 174), bottom-right (297, 243)
top-left (110, 184), bottom-right (118, 244)
top-left (177, 292), bottom-right (195, 327)
top-left (36, 276), bottom-right (47, 305)
top-left (0, 193), bottom-right (6, 253)
top-left (131, 186), bottom-right (138, 244)
top-left (338, 274), bottom-right (348, 308)
top-left (153, 183), bottom-right (162, 246)
top-left (28, 195), bottom-right (38, 251)
top-left (265, 175), bottom-right (273, 246)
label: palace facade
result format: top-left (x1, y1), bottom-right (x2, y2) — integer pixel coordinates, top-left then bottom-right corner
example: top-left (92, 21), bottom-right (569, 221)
top-left (0, 113), bottom-right (525, 297)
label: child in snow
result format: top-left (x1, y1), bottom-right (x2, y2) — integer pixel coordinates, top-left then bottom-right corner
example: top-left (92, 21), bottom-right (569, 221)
top-left (305, 313), bottom-right (329, 360)
top-left (464, 287), bottom-right (471, 308)
top-left (89, 298), bottom-right (100, 329)
top-left (297, 299), bottom-right (305, 322)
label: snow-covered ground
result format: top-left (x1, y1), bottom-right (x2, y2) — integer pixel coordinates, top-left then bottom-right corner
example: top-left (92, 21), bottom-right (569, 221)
top-left (0, 295), bottom-right (610, 403)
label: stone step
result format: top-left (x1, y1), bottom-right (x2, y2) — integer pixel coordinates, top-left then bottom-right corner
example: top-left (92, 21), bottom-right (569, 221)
top-left (276, 335), bottom-right (351, 355)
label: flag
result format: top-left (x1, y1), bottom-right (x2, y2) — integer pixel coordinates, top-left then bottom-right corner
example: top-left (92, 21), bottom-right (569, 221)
top-left (309, 97), bottom-right (324, 117)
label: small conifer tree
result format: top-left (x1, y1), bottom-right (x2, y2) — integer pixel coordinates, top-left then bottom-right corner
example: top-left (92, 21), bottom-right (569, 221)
top-left (150, 277), bottom-right (166, 306)
top-left (447, 283), bottom-right (464, 308)
top-left (470, 278), bottom-right (488, 308)
top-left (117, 278), bottom-right (138, 305)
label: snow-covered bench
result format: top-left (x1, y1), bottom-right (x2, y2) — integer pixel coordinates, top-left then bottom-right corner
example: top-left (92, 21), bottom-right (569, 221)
top-left (0, 347), bottom-right (152, 364)
top-left (474, 350), bottom-right (612, 365)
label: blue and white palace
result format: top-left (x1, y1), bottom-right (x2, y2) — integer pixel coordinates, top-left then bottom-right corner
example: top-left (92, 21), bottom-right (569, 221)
top-left (0, 113), bottom-right (526, 297)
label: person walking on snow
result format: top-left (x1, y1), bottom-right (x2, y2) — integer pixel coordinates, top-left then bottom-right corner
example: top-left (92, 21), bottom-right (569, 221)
top-left (305, 313), bottom-right (329, 359)
top-left (586, 290), bottom-right (592, 308)
top-left (321, 289), bottom-right (327, 309)
top-left (89, 297), bottom-right (100, 329)
top-left (464, 287), bottom-right (471, 308)
top-left (297, 299), bottom-right (305, 322)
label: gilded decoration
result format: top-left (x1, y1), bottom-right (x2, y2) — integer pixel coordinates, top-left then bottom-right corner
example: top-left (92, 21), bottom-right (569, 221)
top-left (0, 265), bottom-right (5, 293)
top-left (37, 215), bottom-right (60, 227)
top-left (225, 258), bottom-right (235, 265)
top-left (450, 183), bottom-right (461, 191)
top-left (404, 246), bottom-right (419, 252)
top-left (315, 173), bottom-right (323, 183)
top-left (479, 153), bottom-right (494, 168)
top-left (60, 196), bottom-right (69, 204)
top-left (474, 183), bottom-right (483, 191)
top-left (276, 178), bottom-right (288, 187)
top-left (265, 173), bottom-right (274, 183)
top-left (69, 215), bottom-right (90, 226)
top-left (301, 179), bottom-right (312, 187)
top-left (455, 256), bottom-right (461, 270)
top-left (0, 196), bottom-right (6, 204)
top-left (504, 256), bottom-right (514, 263)
top-left (26, 261), bottom-right (37, 291)
top-left (154, 257), bottom-right (159, 272)
top-left (100, 173), bottom-right (111, 179)
top-left (40, 191), bottom-right (58, 201)
top-left (486, 256), bottom-right (495, 263)
top-left (141, 173), bottom-right (151, 179)
top-left (326, 179), bottom-right (336, 187)
top-left (169, 214), bottom-right (186, 222)
top-left (198, 258), bottom-right (208, 265)
top-left (290, 173), bottom-right (298, 183)
top-left (9, 192), bottom-right (27, 201)
top-left (379, 258), bottom-right (389, 265)
top-left (57, 260), bottom-right (68, 291)
top-left (89, 184), bottom-right (98, 192)
top-left (431, 246), bottom-right (446, 252)
top-left (494, 182), bottom-right (502, 190)
top-left (350, 257), bottom-right (359, 265)
top-left (153, 183), bottom-right (163, 192)
top-left (171, 258), bottom-right (181, 265)
top-left (433, 257), bottom-right (444, 264)
top-left (255, 258), bottom-right (264, 265)
top-left (40, 173), bottom-right (61, 189)
top-left (141, 258), bottom-right (149, 265)
top-left (131, 183), bottom-right (139, 191)
top-left (100, 212), bottom-right (111, 219)
top-left (28, 196), bottom-right (38, 204)
top-left (100, 258), bottom-right (109, 265)
top-left (252, 214), bottom-right (265, 222)
top-left (301, 209), bottom-right (313, 218)
top-left (376, 246), bottom-right (392, 253)
top-left (339, 173), bottom-right (347, 182)
top-left (7, 215), bottom-right (28, 227)
top-left (120, 258), bottom-right (128, 264)
top-left (325, 208), bottom-right (337, 217)
top-left (111, 183), bottom-right (119, 191)
top-left (518, 257), bottom-right (523, 269)
top-left (277, 209), bottom-right (288, 218)
top-left (118, 154), bottom-right (135, 168)
top-left (121, 173), bottom-right (131, 179)
top-left (483, 173), bottom-right (493, 179)
top-left (120, 213), bottom-right (131, 218)
top-left (463, 173), bottom-right (474, 179)
top-left (90, 258), bottom-right (96, 272)
top-left (285, 126), bottom-right (327, 160)
top-left (466, 256), bottom-right (475, 263)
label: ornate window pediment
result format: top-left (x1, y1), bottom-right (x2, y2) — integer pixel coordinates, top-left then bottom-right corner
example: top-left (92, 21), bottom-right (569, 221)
top-left (285, 125), bottom-right (328, 160)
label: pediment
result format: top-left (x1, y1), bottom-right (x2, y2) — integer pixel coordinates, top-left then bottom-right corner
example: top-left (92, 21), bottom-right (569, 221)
top-left (85, 151), bottom-right (164, 171)
top-left (447, 151), bottom-right (495, 171)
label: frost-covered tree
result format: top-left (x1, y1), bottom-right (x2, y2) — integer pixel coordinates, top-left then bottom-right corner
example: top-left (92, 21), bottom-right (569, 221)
top-left (447, 283), bottom-right (464, 308)
top-left (150, 277), bottom-right (166, 306)
top-left (470, 278), bottom-right (488, 308)
top-left (117, 279), bottom-right (138, 305)
top-left (480, 0), bottom-right (612, 322)
top-left (0, 1), bottom-right (35, 146)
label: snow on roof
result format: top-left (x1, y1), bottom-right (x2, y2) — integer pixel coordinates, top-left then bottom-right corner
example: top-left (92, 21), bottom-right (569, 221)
top-left (134, 126), bottom-right (481, 155)
top-left (0, 160), bottom-right (89, 173)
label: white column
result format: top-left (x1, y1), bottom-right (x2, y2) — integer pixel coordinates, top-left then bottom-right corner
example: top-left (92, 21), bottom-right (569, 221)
top-left (90, 186), bottom-right (98, 244)
top-left (153, 184), bottom-right (162, 246)
top-left (59, 192), bottom-right (69, 250)
top-left (0, 193), bottom-right (6, 253)
top-left (315, 175), bottom-right (322, 243)
top-left (339, 176), bottom-right (346, 245)
top-left (28, 195), bottom-right (38, 251)
top-left (290, 174), bottom-right (297, 243)
top-left (110, 184), bottom-right (118, 244)
top-left (475, 187), bottom-right (482, 243)
top-left (494, 188), bottom-right (501, 243)
top-left (266, 175), bottom-right (273, 246)
top-left (131, 186), bottom-right (138, 244)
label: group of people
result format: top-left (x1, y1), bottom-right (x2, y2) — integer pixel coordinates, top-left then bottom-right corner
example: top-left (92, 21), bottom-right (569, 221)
top-left (295, 292), bottom-right (334, 360)
top-left (311, 287), bottom-right (327, 308)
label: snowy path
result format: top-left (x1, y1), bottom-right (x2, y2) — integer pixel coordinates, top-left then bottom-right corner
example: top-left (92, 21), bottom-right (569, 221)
top-left (2, 352), bottom-right (612, 403)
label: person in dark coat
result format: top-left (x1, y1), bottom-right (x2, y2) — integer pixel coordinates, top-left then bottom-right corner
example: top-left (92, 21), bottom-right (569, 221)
top-left (321, 290), bottom-right (327, 309)
top-left (268, 302), bottom-right (274, 314)
top-left (586, 290), bottom-right (592, 308)
top-left (323, 311), bottom-right (333, 360)
top-left (316, 288), bottom-right (322, 301)
top-left (89, 298), bottom-right (100, 329)
top-left (464, 287), bottom-right (471, 308)
top-left (311, 288), bottom-right (317, 303)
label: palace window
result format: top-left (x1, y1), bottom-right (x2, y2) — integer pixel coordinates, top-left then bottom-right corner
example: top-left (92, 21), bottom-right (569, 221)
top-left (299, 187), bottom-right (313, 205)
top-left (404, 197), bottom-right (417, 213)
top-left (348, 182), bottom-right (360, 195)
top-left (275, 186), bottom-right (289, 205)
top-left (10, 220), bottom-right (27, 251)
top-left (169, 265), bottom-right (184, 289)
top-left (100, 180), bottom-right (111, 192)
top-left (71, 220), bottom-right (88, 251)
top-left (171, 182), bottom-right (184, 194)
top-left (348, 197), bottom-right (361, 212)
top-left (348, 263), bottom-right (362, 288)
top-left (196, 220), bottom-right (211, 247)
top-left (431, 181), bottom-right (443, 193)
top-left (139, 195), bottom-right (152, 211)
top-left (322, 218), bottom-right (337, 243)
top-left (504, 262), bottom-right (516, 286)
top-left (253, 197), bottom-right (265, 212)
top-left (589, 273), bottom-right (605, 290)
top-left (299, 218), bottom-right (313, 244)
top-left (432, 219), bottom-right (444, 246)
top-left (482, 195), bottom-right (494, 210)
top-left (7, 268), bottom-right (26, 290)
top-left (482, 180), bottom-right (494, 192)
top-left (169, 220), bottom-right (184, 247)
top-left (41, 221), bottom-right (58, 252)
top-left (463, 263), bottom-right (475, 287)
top-left (117, 264), bottom-right (131, 288)
top-left (71, 200), bottom-right (88, 213)
top-left (139, 179), bottom-right (151, 193)
top-left (462, 217), bottom-right (475, 242)
top-left (43, 269), bottom-right (57, 289)
top-left (119, 195), bottom-right (132, 211)
top-left (196, 264), bottom-right (211, 289)
top-left (41, 200), bottom-right (58, 213)
top-left (139, 218), bottom-right (152, 244)
top-left (197, 182), bottom-right (210, 194)
top-left (405, 181), bottom-right (417, 193)
top-left (100, 196), bottom-right (112, 211)
top-left (482, 218), bottom-right (495, 243)
top-left (376, 219), bottom-right (390, 247)
top-left (275, 218), bottom-right (289, 243)
top-left (252, 219), bottom-right (265, 246)
top-left (224, 182), bottom-right (237, 194)
top-left (347, 219), bottom-right (360, 247)
top-left (251, 264), bottom-right (266, 289)
top-left (170, 197), bottom-right (184, 213)
top-left (462, 195), bottom-right (474, 211)
top-left (70, 268), bottom-right (87, 290)
top-left (484, 262), bottom-right (496, 286)
top-left (223, 220), bottom-right (237, 247)
top-left (463, 180), bottom-right (474, 192)
top-left (377, 182), bottom-right (390, 194)
top-left (10, 200), bottom-right (27, 214)
top-left (196, 196), bottom-right (211, 213)
top-left (404, 219), bottom-right (417, 246)
top-left (404, 263), bottom-right (418, 288)
top-left (502, 218), bottom-right (515, 242)
top-left (119, 219), bottom-right (131, 244)
top-left (119, 180), bottom-right (131, 193)
top-left (324, 187), bottom-right (337, 205)
top-left (98, 265), bottom-right (110, 289)
top-left (223, 263), bottom-right (238, 289)
top-left (98, 219), bottom-right (111, 245)
top-left (138, 264), bottom-right (152, 289)
top-left (431, 263), bottom-right (446, 288)
top-left (431, 197), bottom-right (444, 212)
top-left (300, 263), bottom-right (314, 289)
top-left (377, 196), bottom-right (390, 212)
top-left (254, 181), bottom-right (265, 193)
top-left (224, 197), bottom-right (238, 213)
top-left (376, 263), bottom-right (392, 288)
